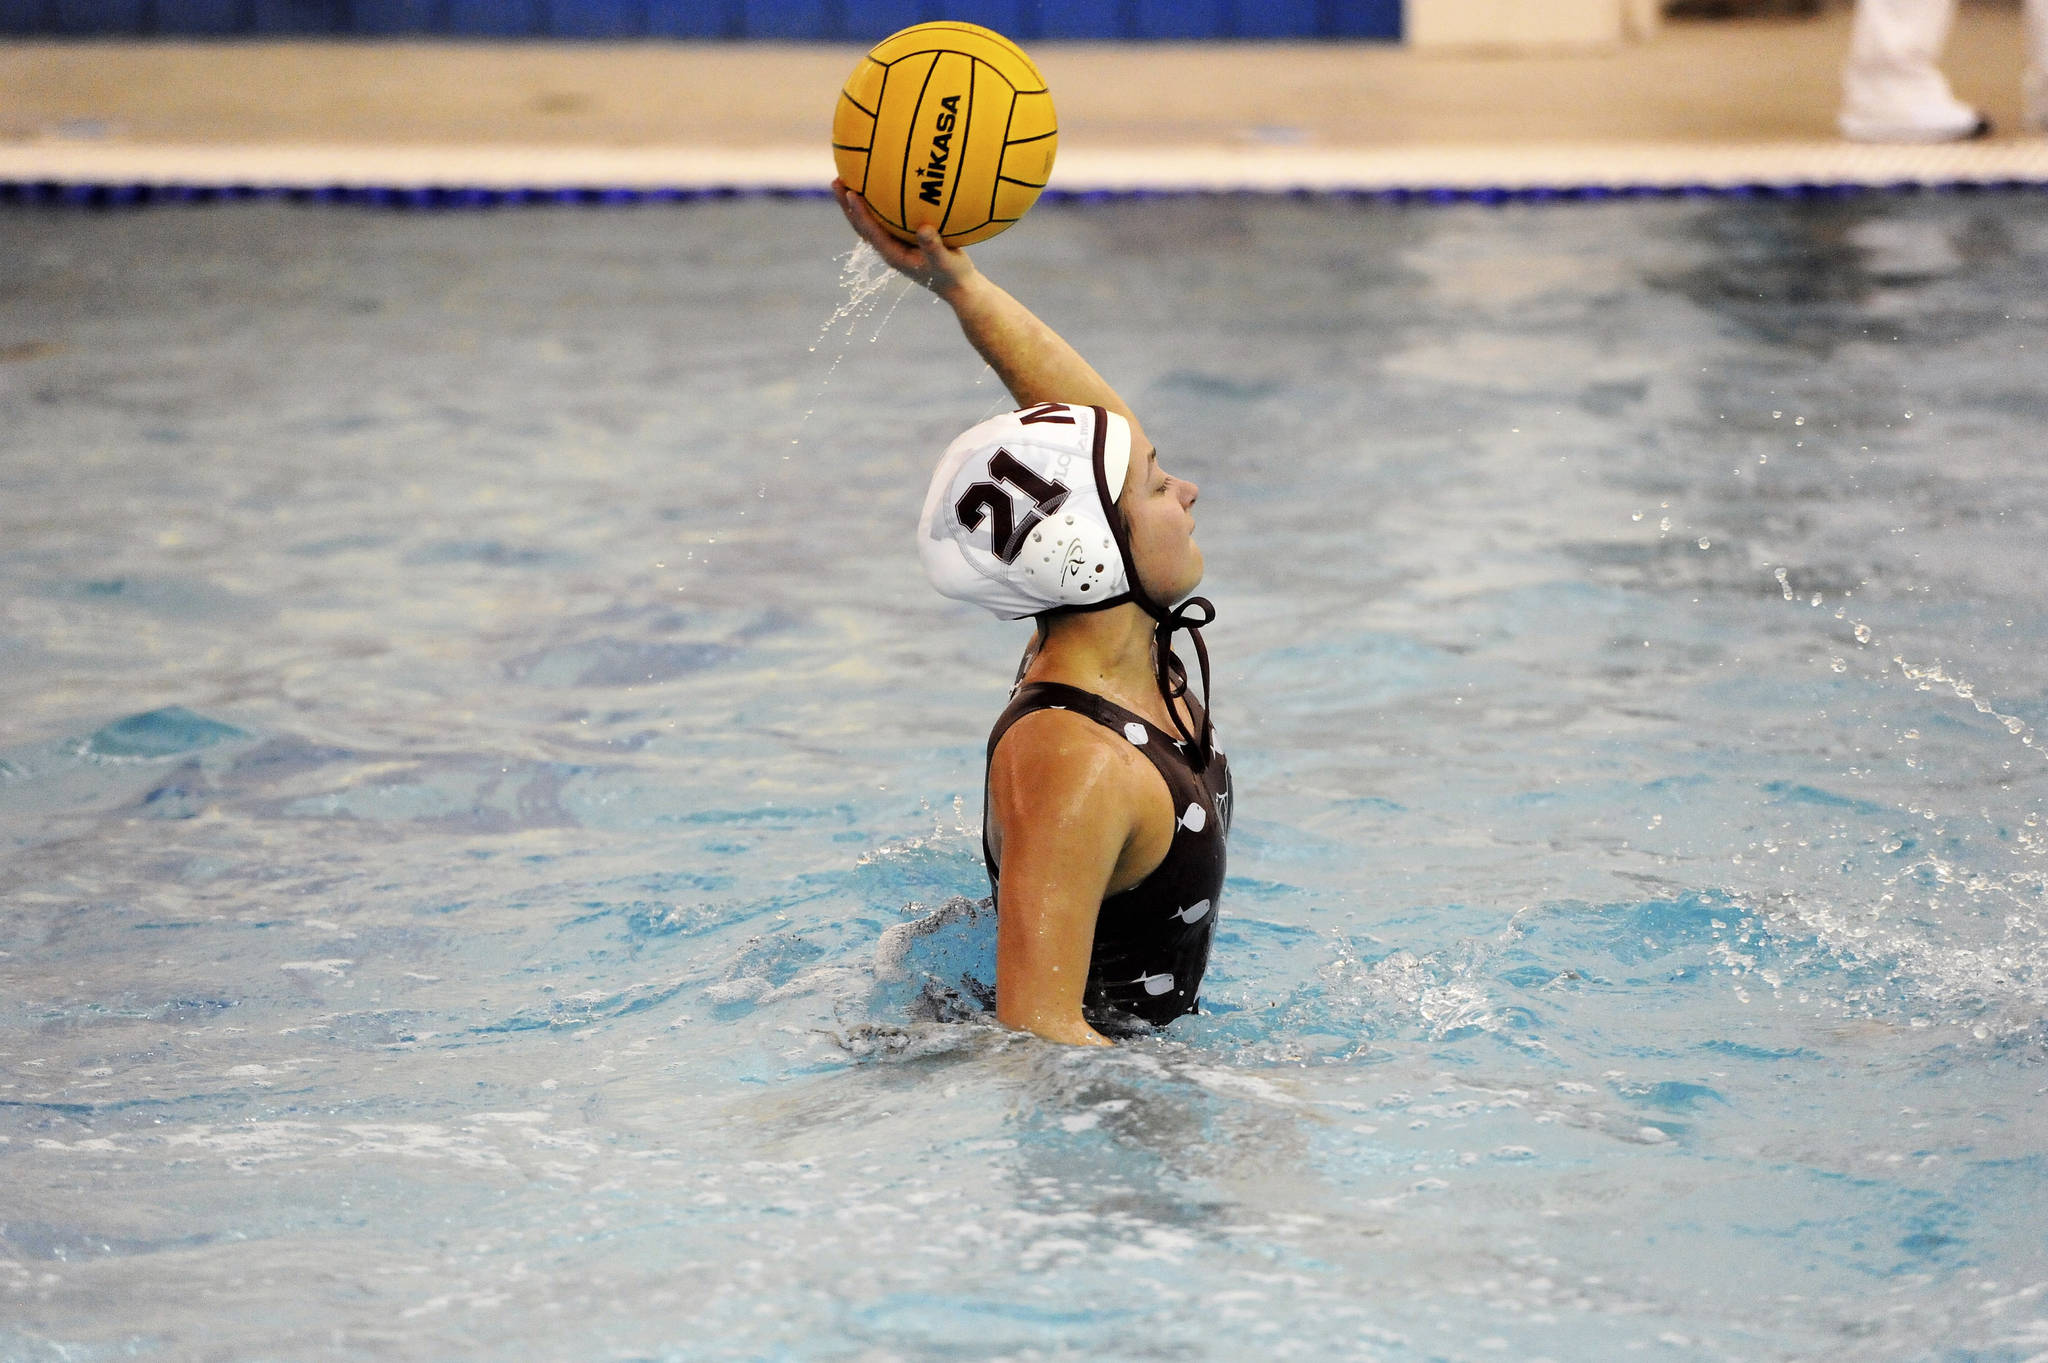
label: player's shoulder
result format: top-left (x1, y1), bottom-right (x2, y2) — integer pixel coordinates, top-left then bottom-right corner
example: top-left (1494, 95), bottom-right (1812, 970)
top-left (990, 705), bottom-right (1150, 806)
top-left (994, 703), bottom-right (1130, 768)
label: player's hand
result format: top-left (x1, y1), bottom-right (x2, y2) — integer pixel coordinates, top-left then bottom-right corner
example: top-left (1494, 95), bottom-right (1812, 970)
top-left (832, 178), bottom-right (979, 298)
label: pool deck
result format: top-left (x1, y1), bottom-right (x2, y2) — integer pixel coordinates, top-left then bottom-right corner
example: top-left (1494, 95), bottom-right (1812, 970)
top-left (2, 5), bottom-right (2043, 191)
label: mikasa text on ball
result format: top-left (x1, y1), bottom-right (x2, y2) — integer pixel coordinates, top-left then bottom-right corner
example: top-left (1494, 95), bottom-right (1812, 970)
top-left (832, 22), bottom-right (1058, 247)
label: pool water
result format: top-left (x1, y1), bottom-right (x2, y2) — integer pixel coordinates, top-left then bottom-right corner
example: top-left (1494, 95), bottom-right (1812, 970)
top-left (3, 191), bottom-right (2046, 1361)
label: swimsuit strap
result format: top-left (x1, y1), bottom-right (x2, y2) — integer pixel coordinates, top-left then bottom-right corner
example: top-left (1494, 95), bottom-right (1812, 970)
top-left (986, 681), bottom-right (1185, 773)
top-left (983, 682), bottom-right (1200, 878)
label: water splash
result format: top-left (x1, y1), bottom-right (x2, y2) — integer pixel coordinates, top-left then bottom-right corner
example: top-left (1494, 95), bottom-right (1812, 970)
top-left (814, 242), bottom-right (908, 348)
top-left (1757, 564), bottom-right (2046, 1014)
top-left (789, 243), bottom-right (917, 451)
top-left (1886, 654), bottom-right (2044, 762)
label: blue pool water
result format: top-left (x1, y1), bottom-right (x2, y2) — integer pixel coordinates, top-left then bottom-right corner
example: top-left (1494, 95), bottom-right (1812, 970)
top-left (2, 191), bottom-right (2046, 1361)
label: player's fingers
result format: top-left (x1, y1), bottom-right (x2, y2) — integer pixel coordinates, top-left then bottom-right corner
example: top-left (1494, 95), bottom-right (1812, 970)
top-left (837, 183), bottom-right (880, 229)
top-left (844, 193), bottom-right (919, 260)
top-left (834, 196), bottom-right (869, 240)
top-left (834, 186), bottom-right (938, 275)
top-left (914, 225), bottom-right (956, 269)
top-left (836, 184), bottom-right (877, 232)
top-left (841, 198), bottom-right (903, 258)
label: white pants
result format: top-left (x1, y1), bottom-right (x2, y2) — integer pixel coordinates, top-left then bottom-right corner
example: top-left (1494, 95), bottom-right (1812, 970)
top-left (1840, 0), bottom-right (2048, 139)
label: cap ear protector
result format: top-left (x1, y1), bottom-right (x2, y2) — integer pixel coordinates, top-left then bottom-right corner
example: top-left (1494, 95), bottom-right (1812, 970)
top-left (918, 401), bottom-right (1217, 769)
top-left (918, 402), bottom-right (1133, 621)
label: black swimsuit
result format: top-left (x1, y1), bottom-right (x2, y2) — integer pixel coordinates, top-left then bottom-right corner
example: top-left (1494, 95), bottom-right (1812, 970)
top-left (983, 681), bottom-right (1233, 1031)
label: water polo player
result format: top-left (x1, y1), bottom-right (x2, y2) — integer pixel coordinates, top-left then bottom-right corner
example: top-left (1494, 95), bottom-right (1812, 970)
top-left (835, 180), bottom-right (1232, 1047)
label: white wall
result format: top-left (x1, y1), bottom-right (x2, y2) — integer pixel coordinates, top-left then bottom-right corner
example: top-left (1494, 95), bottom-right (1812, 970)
top-left (1407, 0), bottom-right (1663, 50)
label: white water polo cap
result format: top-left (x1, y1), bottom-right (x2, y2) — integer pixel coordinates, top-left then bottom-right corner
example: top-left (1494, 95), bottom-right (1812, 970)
top-left (918, 402), bottom-right (1134, 621)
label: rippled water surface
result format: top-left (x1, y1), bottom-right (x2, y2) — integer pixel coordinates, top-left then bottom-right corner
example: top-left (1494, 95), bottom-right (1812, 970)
top-left (3, 192), bottom-right (2047, 1361)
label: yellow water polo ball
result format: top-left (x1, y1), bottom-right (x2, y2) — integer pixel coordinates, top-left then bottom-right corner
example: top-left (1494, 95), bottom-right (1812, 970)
top-left (832, 21), bottom-right (1058, 248)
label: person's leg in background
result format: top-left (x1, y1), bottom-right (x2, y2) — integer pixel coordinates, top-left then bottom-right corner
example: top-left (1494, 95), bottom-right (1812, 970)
top-left (1839, 0), bottom-right (1988, 142)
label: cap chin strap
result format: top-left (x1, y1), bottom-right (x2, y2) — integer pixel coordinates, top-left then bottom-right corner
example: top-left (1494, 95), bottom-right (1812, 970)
top-left (1084, 407), bottom-right (1216, 770)
top-left (1035, 590), bottom-right (1214, 769)
top-left (1144, 593), bottom-right (1215, 772)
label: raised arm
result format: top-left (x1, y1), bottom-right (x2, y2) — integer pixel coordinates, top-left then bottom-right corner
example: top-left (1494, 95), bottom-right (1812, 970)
top-left (832, 180), bottom-right (1149, 449)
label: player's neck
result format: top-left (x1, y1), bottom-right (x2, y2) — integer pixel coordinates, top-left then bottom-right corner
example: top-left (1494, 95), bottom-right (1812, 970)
top-left (1025, 605), bottom-right (1169, 720)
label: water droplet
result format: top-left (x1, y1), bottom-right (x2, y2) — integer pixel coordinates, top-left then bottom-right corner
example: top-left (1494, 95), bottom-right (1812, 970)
top-left (1658, 517), bottom-right (1672, 533)
top-left (1631, 511), bottom-right (1643, 522)
top-left (1793, 415), bottom-right (1805, 426)
top-left (1830, 657), bottom-right (1847, 673)
top-left (1772, 411), bottom-right (1783, 419)
top-left (1853, 623), bottom-right (1871, 644)
top-left (1696, 537), bottom-right (1711, 550)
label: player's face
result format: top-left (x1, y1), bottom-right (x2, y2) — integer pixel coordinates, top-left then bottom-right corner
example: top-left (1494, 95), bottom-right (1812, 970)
top-left (1120, 441), bottom-right (1202, 604)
